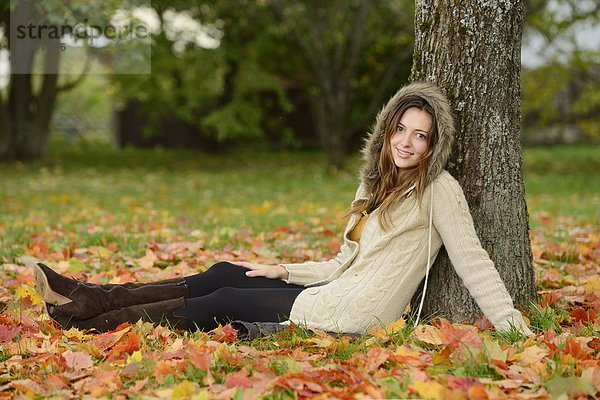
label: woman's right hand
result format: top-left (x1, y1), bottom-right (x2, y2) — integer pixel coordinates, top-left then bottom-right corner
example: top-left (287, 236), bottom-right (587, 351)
top-left (234, 261), bottom-right (290, 280)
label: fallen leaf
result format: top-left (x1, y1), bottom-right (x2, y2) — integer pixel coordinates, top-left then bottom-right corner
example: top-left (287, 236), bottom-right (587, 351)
top-left (544, 375), bottom-right (595, 398)
top-left (11, 379), bottom-right (46, 396)
top-left (411, 380), bottom-right (445, 399)
top-left (413, 325), bottom-right (444, 346)
top-left (483, 338), bottom-right (508, 363)
top-left (139, 249), bottom-right (158, 269)
top-left (187, 346), bottom-right (211, 371)
top-left (172, 380), bottom-right (197, 399)
top-left (126, 350), bottom-right (143, 365)
top-left (15, 284), bottom-right (42, 305)
top-left (0, 324), bottom-right (21, 343)
top-left (514, 345), bottom-right (548, 366)
top-left (224, 368), bottom-right (253, 389)
top-left (64, 350), bottom-right (94, 370)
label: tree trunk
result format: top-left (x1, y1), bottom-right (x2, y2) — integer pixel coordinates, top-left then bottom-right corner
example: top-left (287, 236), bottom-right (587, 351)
top-left (0, 93), bottom-right (11, 159)
top-left (29, 38), bottom-right (61, 159)
top-left (1, 0), bottom-right (61, 161)
top-left (410, 0), bottom-right (537, 323)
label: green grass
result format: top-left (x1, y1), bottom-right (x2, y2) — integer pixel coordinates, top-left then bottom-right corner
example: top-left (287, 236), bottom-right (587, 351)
top-left (523, 145), bottom-right (599, 226)
top-left (0, 143), bottom-right (597, 263)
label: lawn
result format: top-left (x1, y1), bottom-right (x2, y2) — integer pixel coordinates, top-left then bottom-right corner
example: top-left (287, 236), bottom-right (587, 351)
top-left (0, 144), bottom-right (598, 398)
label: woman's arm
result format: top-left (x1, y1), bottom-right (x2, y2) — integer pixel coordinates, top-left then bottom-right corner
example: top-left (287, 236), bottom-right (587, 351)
top-left (237, 184), bottom-right (367, 286)
top-left (432, 175), bottom-right (533, 335)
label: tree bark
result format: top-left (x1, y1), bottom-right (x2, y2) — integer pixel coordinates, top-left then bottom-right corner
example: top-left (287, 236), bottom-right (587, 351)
top-left (1, 0), bottom-right (63, 161)
top-left (29, 38), bottom-right (61, 159)
top-left (410, 0), bottom-right (537, 323)
top-left (0, 91), bottom-right (11, 158)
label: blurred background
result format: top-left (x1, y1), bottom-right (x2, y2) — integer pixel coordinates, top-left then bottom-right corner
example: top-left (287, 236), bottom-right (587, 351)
top-left (0, 0), bottom-right (598, 167)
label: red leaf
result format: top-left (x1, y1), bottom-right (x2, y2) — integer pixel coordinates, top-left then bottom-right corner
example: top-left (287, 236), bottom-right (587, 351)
top-left (539, 291), bottom-right (560, 307)
top-left (0, 324), bottom-right (21, 343)
top-left (563, 336), bottom-right (592, 360)
top-left (187, 346), bottom-right (211, 371)
top-left (570, 307), bottom-right (597, 324)
top-left (467, 383), bottom-right (489, 400)
top-left (63, 350), bottom-right (94, 370)
top-left (276, 373), bottom-right (324, 396)
top-left (587, 337), bottom-right (600, 353)
top-left (106, 331), bottom-right (141, 360)
top-left (224, 368), bottom-right (253, 389)
top-left (211, 324), bottom-right (238, 343)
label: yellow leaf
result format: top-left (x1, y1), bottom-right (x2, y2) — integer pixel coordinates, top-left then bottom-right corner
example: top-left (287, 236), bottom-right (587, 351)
top-left (483, 338), bottom-right (508, 363)
top-left (413, 324), bottom-right (444, 345)
top-left (368, 318), bottom-right (406, 339)
top-left (15, 285), bottom-right (42, 305)
top-left (411, 380), bottom-right (445, 399)
top-left (127, 350), bottom-right (142, 365)
top-left (68, 258), bottom-right (86, 273)
top-left (385, 318), bottom-right (406, 334)
top-left (139, 250), bottom-right (157, 269)
top-left (583, 275), bottom-right (600, 295)
top-left (172, 380), bottom-right (197, 399)
top-left (192, 391), bottom-right (211, 400)
top-left (514, 345), bottom-right (548, 365)
top-left (64, 327), bottom-right (92, 341)
top-left (308, 337), bottom-right (334, 348)
top-left (394, 345), bottom-right (421, 358)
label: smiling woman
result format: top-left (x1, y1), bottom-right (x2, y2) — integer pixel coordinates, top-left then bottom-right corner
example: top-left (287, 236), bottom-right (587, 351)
top-left (390, 107), bottom-right (432, 169)
top-left (33, 81), bottom-right (533, 338)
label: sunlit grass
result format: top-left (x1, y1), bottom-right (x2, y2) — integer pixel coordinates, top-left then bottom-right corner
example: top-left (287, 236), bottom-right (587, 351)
top-left (0, 143), bottom-right (597, 263)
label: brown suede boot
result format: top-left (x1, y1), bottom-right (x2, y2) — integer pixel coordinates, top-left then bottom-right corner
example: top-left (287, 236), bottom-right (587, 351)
top-left (34, 263), bottom-right (189, 320)
top-left (47, 297), bottom-right (188, 333)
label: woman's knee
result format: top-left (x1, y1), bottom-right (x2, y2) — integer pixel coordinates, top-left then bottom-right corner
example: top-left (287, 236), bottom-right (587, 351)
top-left (209, 261), bottom-right (238, 269)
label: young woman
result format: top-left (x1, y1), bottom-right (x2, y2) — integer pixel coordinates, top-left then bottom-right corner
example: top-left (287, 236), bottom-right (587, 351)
top-left (34, 82), bottom-right (533, 337)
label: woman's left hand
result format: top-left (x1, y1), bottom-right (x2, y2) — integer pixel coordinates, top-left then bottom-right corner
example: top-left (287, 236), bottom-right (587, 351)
top-left (234, 261), bottom-right (289, 280)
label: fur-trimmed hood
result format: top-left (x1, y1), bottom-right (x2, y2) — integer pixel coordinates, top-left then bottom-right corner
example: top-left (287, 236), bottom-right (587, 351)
top-left (359, 82), bottom-right (455, 193)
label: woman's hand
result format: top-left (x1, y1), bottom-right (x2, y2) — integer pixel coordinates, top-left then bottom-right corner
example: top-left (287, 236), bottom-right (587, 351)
top-left (234, 261), bottom-right (289, 280)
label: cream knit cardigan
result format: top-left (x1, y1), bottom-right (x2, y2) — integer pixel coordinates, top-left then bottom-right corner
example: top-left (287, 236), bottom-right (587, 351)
top-left (281, 82), bottom-right (532, 335)
top-left (283, 171), bottom-right (531, 334)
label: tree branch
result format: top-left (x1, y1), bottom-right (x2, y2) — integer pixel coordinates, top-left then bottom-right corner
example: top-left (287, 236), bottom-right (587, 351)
top-left (57, 54), bottom-right (91, 92)
top-left (347, 47), bottom-right (412, 137)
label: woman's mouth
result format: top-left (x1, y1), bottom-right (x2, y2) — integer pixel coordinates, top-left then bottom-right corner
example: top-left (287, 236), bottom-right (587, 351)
top-left (396, 148), bottom-right (414, 158)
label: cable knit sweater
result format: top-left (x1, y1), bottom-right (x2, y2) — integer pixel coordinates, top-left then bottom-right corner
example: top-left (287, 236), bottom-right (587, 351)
top-left (281, 82), bottom-right (531, 335)
top-left (283, 172), bottom-right (531, 334)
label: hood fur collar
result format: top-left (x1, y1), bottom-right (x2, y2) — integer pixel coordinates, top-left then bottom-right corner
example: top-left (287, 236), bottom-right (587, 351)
top-left (359, 82), bottom-right (455, 194)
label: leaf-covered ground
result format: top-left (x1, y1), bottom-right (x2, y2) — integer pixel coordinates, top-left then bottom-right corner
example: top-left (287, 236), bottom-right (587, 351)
top-left (0, 145), bottom-right (598, 399)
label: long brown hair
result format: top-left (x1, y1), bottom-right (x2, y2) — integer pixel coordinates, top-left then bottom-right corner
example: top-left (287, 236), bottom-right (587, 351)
top-left (350, 95), bottom-right (439, 230)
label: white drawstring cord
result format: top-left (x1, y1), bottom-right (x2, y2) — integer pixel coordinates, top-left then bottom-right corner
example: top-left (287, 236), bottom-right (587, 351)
top-left (415, 183), bottom-right (434, 327)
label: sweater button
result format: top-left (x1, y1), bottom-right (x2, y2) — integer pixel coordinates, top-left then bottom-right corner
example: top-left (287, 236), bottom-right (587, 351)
top-left (307, 288), bottom-right (319, 295)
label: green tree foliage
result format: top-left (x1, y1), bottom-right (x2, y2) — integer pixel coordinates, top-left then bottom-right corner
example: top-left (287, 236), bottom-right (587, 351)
top-left (113, 1), bottom-right (414, 168)
top-left (113, 1), bottom-right (290, 146)
top-left (522, 0), bottom-right (600, 142)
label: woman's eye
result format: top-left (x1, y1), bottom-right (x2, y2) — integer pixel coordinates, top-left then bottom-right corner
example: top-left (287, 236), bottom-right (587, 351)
top-left (396, 125), bottom-right (403, 132)
top-left (415, 133), bottom-right (427, 141)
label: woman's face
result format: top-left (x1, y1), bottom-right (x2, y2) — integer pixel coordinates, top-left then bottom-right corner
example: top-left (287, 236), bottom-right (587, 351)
top-left (389, 107), bottom-right (432, 170)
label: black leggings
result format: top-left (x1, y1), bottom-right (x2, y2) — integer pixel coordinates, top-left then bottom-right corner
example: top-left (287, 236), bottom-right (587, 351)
top-left (174, 262), bottom-right (304, 331)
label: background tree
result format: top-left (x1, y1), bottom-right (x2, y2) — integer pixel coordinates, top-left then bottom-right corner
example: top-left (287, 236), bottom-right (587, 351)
top-left (269, 0), bottom-right (414, 169)
top-left (0, 0), bottom-right (141, 161)
top-left (521, 0), bottom-right (600, 144)
top-left (113, 0), bottom-right (288, 147)
top-left (113, 1), bottom-right (414, 165)
top-left (410, 0), bottom-right (537, 323)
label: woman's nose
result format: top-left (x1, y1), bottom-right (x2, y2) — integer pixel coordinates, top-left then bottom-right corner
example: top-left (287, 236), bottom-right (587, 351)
top-left (400, 132), bottom-right (412, 147)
